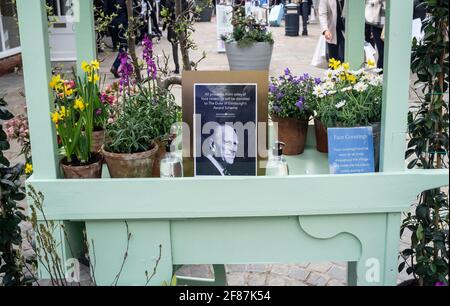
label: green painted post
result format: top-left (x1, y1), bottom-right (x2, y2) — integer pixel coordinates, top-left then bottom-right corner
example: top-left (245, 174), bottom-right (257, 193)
top-left (345, 0), bottom-right (365, 68)
top-left (75, 0), bottom-right (97, 72)
top-left (380, 0), bottom-right (414, 172)
top-left (16, 0), bottom-right (59, 179)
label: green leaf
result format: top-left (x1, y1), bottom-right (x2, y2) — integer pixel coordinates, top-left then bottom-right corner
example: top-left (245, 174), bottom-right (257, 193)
top-left (416, 224), bottom-right (424, 241)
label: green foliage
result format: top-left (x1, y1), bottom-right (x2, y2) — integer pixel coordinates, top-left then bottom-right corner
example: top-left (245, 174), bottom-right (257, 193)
top-left (223, 6), bottom-right (274, 47)
top-left (105, 87), bottom-right (180, 154)
top-left (268, 69), bottom-right (315, 121)
top-left (400, 0), bottom-right (449, 286)
top-left (0, 95), bottom-right (27, 286)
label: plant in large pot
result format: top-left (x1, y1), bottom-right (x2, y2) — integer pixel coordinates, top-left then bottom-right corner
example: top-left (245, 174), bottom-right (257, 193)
top-left (269, 68), bottom-right (317, 155)
top-left (311, 59), bottom-right (383, 169)
top-left (50, 61), bottom-right (104, 179)
top-left (101, 38), bottom-right (179, 178)
top-left (222, 6), bottom-right (274, 71)
top-left (195, 0), bottom-right (214, 22)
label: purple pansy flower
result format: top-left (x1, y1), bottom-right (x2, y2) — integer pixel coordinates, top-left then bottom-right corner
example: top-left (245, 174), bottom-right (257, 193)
top-left (276, 92), bottom-right (285, 100)
top-left (314, 77), bottom-right (322, 85)
top-left (295, 96), bottom-right (305, 110)
top-left (95, 108), bottom-right (102, 116)
top-left (269, 84), bottom-right (277, 94)
top-left (284, 68), bottom-right (291, 76)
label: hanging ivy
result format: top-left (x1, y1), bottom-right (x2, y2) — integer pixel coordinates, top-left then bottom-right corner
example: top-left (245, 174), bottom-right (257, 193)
top-left (400, 0), bottom-right (449, 286)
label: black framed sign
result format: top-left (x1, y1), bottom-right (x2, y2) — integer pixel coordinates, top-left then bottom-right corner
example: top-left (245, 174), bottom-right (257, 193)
top-left (182, 71), bottom-right (269, 177)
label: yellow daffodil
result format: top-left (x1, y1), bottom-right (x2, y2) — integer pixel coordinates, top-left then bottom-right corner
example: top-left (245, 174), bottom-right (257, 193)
top-left (25, 163), bottom-right (33, 175)
top-left (346, 74), bottom-right (357, 84)
top-left (367, 59), bottom-right (376, 68)
top-left (91, 60), bottom-right (100, 70)
top-left (49, 75), bottom-right (62, 89)
top-left (51, 111), bottom-right (60, 124)
top-left (60, 106), bottom-right (69, 119)
top-left (64, 85), bottom-right (74, 96)
top-left (81, 61), bottom-right (90, 72)
top-left (329, 58), bottom-right (341, 70)
top-left (342, 62), bottom-right (350, 71)
top-left (88, 74), bottom-right (100, 83)
top-left (74, 97), bottom-right (85, 111)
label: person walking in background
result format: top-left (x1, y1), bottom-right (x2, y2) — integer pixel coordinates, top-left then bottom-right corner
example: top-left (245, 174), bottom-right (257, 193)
top-left (312, 0), bottom-right (320, 24)
top-left (319, 0), bottom-right (346, 62)
top-left (299, 0), bottom-right (312, 36)
top-left (365, 0), bottom-right (385, 69)
top-left (105, 0), bottom-right (129, 78)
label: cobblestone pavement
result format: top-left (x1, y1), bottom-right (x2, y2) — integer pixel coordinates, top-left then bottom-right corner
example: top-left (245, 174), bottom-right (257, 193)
top-left (1, 17), bottom-right (417, 286)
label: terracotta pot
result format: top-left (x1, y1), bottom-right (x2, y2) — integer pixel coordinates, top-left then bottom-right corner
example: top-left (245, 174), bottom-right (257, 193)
top-left (151, 140), bottom-right (167, 177)
top-left (272, 115), bottom-right (309, 155)
top-left (92, 130), bottom-right (105, 153)
top-left (101, 143), bottom-right (159, 178)
top-left (60, 153), bottom-right (103, 179)
top-left (314, 118), bottom-right (329, 153)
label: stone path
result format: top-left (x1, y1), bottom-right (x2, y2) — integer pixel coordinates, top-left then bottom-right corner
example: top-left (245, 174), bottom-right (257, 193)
top-left (1, 16), bottom-right (416, 286)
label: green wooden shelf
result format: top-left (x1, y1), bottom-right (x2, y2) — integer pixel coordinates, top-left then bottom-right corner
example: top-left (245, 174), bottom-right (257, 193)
top-left (17, 0), bottom-right (448, 286)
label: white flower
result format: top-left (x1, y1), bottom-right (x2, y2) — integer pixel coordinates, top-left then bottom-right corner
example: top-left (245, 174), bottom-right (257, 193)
top-left (354, 82), bottom-right (369, 92)
top-left (313, 85), bottom-right (325, 98)
top-left (328, 90), bottom-right (337, 95)
top-left (336, 100), bottom-right (346, 109)
top-left (341, 86), bottom-right (353, 92)
top-left (323, 81), bottom-right (335, 91)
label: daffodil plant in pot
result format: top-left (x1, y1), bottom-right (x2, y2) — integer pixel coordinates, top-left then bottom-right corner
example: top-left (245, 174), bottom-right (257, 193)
top-left (222, 6), bottom-right (274, 71)
top-left (50, 61), bottom-right (104, 179)
top-left (311, 59), bottom-right (383, 169)
top-left (269, 68), bottom-right (318, 155)
top-left (101, 37), bottom-right (179, 178)
top-left (81, 60), bottom-right (110, 153)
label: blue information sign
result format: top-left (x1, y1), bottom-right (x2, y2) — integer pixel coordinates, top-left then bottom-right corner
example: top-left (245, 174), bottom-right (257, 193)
top-left (327, 127), bottom-right (375, 174)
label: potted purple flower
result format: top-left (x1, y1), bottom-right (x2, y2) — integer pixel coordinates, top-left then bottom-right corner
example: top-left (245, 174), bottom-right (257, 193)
top-left (269, 68), bottom-right (318, 155)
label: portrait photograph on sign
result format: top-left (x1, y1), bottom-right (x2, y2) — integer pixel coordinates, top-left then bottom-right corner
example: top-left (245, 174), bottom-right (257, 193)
top-left (182, 71), bottom-right (269, 177)
top-left (194, 83), bottom-right (257, 176)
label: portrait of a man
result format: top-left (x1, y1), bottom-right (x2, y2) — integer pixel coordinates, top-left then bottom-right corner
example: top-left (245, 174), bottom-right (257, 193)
top-left (197, 124), bottom-right (239, 176)
top-left (194, 83), bottom-right (257, 176)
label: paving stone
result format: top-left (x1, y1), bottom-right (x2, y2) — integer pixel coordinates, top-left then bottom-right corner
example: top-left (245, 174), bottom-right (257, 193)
top-left (247, 273), bottom-right (267, 286)
top-left (327, 265), bottom-right (346, 281)
top-left (286, 279), bottom-right (308, 286)
top-left (327, 279), bottom-right (346, 286)
top-left (225, 265), bottom-right (247, 273)
top-left (306, 272), bottom-right (330, 286)
top-left (270, 264), bottom-right (290, 275)
top-left (226, 272), bottom-right (247, 286)
top-left (288, 266), bottom-right (310, 281)
top-left (176, 265), bottom-right (212, 278)
top-left (247, 264), bottom-right (271, 273)
top-left (266, 274), bottom-right (289, 286)
top-left (307, 262), bottom-right (332, 273)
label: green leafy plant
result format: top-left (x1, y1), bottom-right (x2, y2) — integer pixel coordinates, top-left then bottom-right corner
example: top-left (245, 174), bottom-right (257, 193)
top-left (269, 68), bottom-right (316, 121)
top-left (399, 0), bottom-right (449, 286)
top-left (222, 6), bottom-right (273, 47)
top-left (0, 95), bottom-right (27, 286)
top-left (105, 44), bottom-right (179, 154)
top-left (105, 88), bottom-right (179, 154)
top-left (311, 59), bottom-right (383, 128)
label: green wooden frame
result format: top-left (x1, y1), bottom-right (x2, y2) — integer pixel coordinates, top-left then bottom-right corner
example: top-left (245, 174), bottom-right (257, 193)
top-left (17, 0), bottom-right (448, 286)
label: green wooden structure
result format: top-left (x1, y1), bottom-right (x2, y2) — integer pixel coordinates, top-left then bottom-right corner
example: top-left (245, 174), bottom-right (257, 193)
top-left (18, 0), bottom-right (448, 286)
